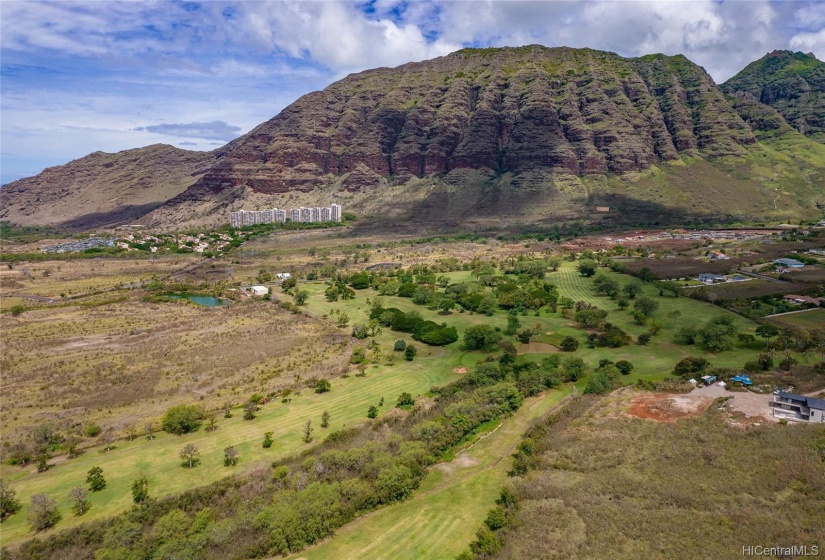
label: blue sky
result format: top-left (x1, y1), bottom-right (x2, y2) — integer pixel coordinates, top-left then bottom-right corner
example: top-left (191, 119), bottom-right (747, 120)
top-left (2, 0), bottom-right (824, 185)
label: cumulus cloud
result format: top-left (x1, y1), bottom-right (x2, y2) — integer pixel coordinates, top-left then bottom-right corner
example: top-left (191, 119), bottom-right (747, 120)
top-left (133, 121), bottom-right (242, 141)
top-left (3, 0), bottom-right (824, 184)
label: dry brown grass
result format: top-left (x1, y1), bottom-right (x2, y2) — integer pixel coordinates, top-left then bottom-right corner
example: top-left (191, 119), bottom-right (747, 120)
top-left (0, 290), bottom-right (347, 443)
top-left (495, 398), bottom-right (825, 560)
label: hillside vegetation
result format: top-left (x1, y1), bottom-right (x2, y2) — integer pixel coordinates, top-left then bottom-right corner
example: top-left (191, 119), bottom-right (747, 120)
top-left (464, 394), bottom-right (825, 560)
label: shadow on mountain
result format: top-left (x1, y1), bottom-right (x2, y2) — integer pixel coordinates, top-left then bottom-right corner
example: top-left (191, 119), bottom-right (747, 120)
top-left (57, 203), bottom-right (162, 231)
top-left (353, 185), bottom-right (744, 237)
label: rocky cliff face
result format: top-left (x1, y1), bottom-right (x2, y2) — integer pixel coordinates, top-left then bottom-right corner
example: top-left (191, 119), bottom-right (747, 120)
top-left (179, 46), bottom-right (755, 200)
top-left (722, 50), bottom-right (825, 142)
top-left (0, 145), bottom-right (215, 229)
top-left (4, 46), bottom-right (825, 232)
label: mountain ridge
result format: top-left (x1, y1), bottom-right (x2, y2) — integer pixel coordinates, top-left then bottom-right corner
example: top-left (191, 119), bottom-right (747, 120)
top-left (3, 46), bottom-right (825, 232)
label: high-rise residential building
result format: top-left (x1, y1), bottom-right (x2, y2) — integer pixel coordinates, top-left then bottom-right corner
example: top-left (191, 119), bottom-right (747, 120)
top-left (230, 204), bottom-right (343, 226)
top-left (331, 203), bottom-right (342, 222)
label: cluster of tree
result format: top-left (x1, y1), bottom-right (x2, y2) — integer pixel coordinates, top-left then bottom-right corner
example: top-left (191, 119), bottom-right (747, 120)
top-left (324, 281), bottom-right (355, 302)
top-left (369, 306), bottom-right (458, 346)
top-left (47, 376), bottom-right (530, 560)
top-left (673, 316), bottom-right (739, 352)
top-left (584, 360), bottom-right (625, 394)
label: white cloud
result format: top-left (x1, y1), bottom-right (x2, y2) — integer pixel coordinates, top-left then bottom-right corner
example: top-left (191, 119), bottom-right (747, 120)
top-left (2, 0), bottom-right (825, 184)
top-left (790, 28), bottom-right (825, 57)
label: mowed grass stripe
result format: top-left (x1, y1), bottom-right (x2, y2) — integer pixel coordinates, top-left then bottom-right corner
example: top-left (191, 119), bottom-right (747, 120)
top-left (1, 352), bottom-right (460, 545)
top-left (287, 387), bottom-right (572, 560)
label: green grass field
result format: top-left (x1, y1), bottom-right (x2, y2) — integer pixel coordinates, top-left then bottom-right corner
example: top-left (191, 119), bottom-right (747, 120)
top-left (769, 308), bottom-right (825, 328)
top-left (0, 354), bottom-right (461, 545)
top-left (3, 261), bottom-right (803, 548)
top-left (285, 386), bottom-right (574, 560)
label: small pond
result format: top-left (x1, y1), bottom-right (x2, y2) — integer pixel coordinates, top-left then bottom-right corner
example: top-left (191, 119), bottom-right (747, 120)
top-left (165, 294), bottom-right (224, 307)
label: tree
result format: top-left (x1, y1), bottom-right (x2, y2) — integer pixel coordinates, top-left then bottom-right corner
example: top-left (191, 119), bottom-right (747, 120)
top-left (223, 446), bottom-right (239, 466)
top-left (0, 480), bottom-right (22, 520)
top-left (517, 330), bottom-right (533, 344)
top-left (584, 371), bottom-right (612, 394)
top-left (131, 476), bottom-right (149, 504)
top-left (302, 420), bottom-right (314, 443)
top-left (756, 324), bottom-right (779, 344)
top-left (560, 336), bottom-right (579, 352)
top-left (505, 314), bottom-right (521, 335)
top-left (243, 401), bottom-right (258, 421)
top-left (179, 444), bottom-right (200, 468)
top-left (637, 333), bottom-right (652, 345)
top-left (314, 379), bottom-right (331, 394)
top-left (633, 296), bottom-right (659, 317)
top-left (463, 325), bottom-right (502, 351)
top-left (262, 432), bottom-right (274, 449)
top-left (69, 486), bottom-right (89, 516)
top-left (321, 410), bottom-right (330, 429)
top-left (577, 259), bottom-right (597, 277)
top-left (161, 404), bottom-right (203, 435)
top-left (367, 405), bottom-right (379, 419)
top-left (397, 392), bottom-right (415, 407)
top-left (699, 316), bottom-right (737, 352)
top-left (404, 345), bottom-right (417, 361)
top-left (394, 339), bottom-right (407, 352)
top-left (438, 297), bottom-right (455, 314)
top-left (28, 493), bottom-right (61, 531)
top-left (562, 357), bottom-right (586, 382)
top-left (86, 466), bottom-right (106, 492)
top-left (336, 312), bottom-right (350, 328)
top-left (294, 290), bottom-right (309, 306)
top-left (615, 360), bottom-right (634, 375)
top-left (622, 283), bottom-right (642, 299)
top-left (145, 422), bottom-right (155, 440)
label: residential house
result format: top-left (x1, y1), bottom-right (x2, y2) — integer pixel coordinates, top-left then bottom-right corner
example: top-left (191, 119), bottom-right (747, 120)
top-left (773, 258), bottom-right (805, 268)
top-left (697, 273), bottom-right (726, 284)
top-left (771, 392), bottom-right (825, 423)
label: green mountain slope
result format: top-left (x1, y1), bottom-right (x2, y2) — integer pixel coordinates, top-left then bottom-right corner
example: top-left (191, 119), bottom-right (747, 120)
top-left (722, 50), bottom-right (825, 143)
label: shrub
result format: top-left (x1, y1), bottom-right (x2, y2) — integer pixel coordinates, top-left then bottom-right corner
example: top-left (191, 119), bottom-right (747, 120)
top-left (464, 325), bottom-right (502, 351)
top-left (414, 325), bottom-right (458, 346)
top-left (0, 480), bottom-right (22, 520)
top-left (84, 424), bottom-right (102, 438)
top-left (404, 345), bottom-right (417, 361)
top-left (560, 336), bottom-right (579, 352)
top-left (637, 333), bottom-right (651, 345)
top-left (314, 379), bottom-right (331, 394)
top-left (86, 466), bottom-right (106, 492)
top-left (393, 339), bottom-right (407, 352)
top-left (397, 392), bottom-right (415, 407)
top-left (673, 356), bottom-right (710, 378)
top-left (615, 360), bottom-right (634, 375)
top-left (161, 404), bottom-right (203, 435)
top-left (263, 432), bottom-right (274, 449)
top-left (28, 493), bottom-right (61, 531)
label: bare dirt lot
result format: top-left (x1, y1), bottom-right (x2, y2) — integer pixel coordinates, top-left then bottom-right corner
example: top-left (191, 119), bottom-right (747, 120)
top-left (623, 385), bottom-right (778, 424)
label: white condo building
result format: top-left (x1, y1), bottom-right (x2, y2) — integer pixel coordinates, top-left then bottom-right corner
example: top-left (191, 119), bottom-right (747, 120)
top-left (230, 204), bottom-right (343, 227)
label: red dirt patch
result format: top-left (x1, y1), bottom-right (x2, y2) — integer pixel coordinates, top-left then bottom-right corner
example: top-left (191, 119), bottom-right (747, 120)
top-left (627, 393), bottom-right (714, 423)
